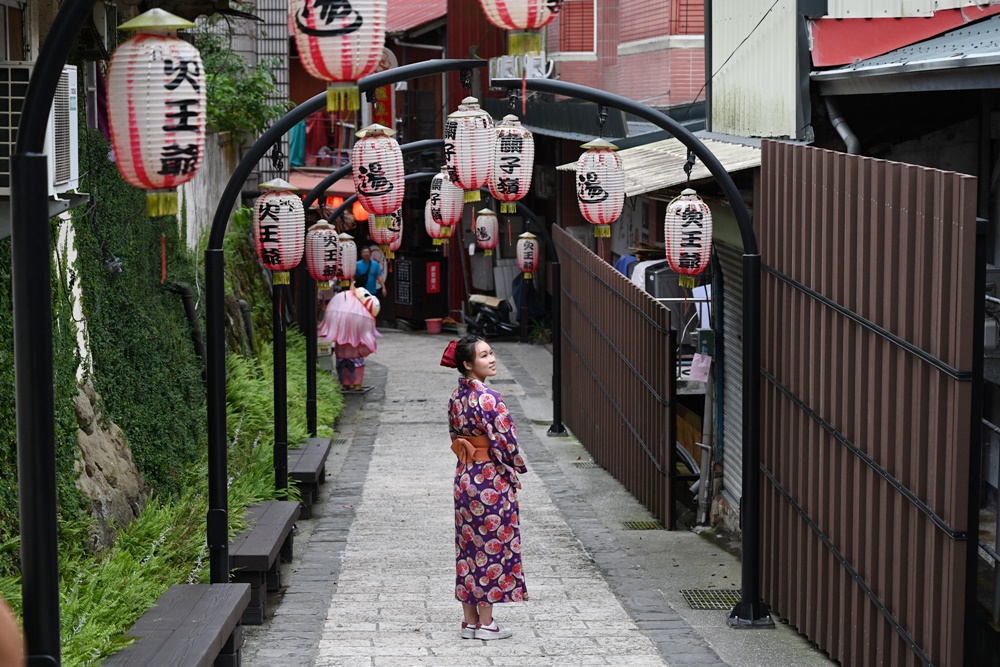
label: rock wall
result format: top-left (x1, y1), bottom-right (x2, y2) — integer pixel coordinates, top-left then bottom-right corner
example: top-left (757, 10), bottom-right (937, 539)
top-left (72, 381), bottom-right (149, 550)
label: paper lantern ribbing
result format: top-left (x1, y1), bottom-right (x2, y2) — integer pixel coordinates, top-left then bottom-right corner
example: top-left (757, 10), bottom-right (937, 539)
top-left (445, 97), bottom-right (495, 203)
top-left (429, 167), bottom-right (466, 228)
top-left (107, 9), bottom-right (205, 217)
top-left (477, 0), bottom-right (563, 55)
top-left (665, 188), bottom-right (713, 289)
top-left (576, 138), bottom-right (625, 238)
top-left (424, 199), bottom-right (453, 246)
top-left (475, 209), bottom-right (499, 256)
top-left (490, 115), bottom-right (534, 213)
top-left (369, 208), bottom-right (402, 258)
top-left (305, 221), bottom-right (339, 290)
top-left (253, 179), bottom-right (305, 284)
top-left (289, 0), bottom-right (386, 111)
top-left (337, 233), bottom-right (358, 288)
top-left (517, 232), bottom-right (540, 279)
top-left (352, 124), bottom-right (404, 229)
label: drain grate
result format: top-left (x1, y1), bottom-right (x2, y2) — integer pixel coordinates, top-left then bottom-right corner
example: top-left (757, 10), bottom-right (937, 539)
top-left (332, 437), bottom-right (349, 447)
top-left (573, 460), bottom-right (601, 469)
top-left (681, 589), bottom-right (741, 610)
top-left (622, 520), bottom-right (663, 530)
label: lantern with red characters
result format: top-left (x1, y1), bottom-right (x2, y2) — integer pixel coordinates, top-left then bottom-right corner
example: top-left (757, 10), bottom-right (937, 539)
top-left (665, 188), bottom-right (713, 288)
top-left (517, 232), bottom-right (540, 279)
top-left (289, 0), bottom-right (386, 111)
top-left (576, 138), bottom-right (625, 238)
top-left (352, 124), bottom-right (404, 229)
top-left (305, 221), bottom-right (339, 290)
top-left (253, 179), bottom-right (305, 284)
top-left (337, 233), bottom-right (358, 288)
top-left (475, 209), bottom-right (499, 256)
top-left (424, 199), bottom-right (452, 246)
top-left (429, 167), bottom-right (466, 229)
top-left (445, 97), bottom-right (495, 203)
top-left (490, 115), bottom-right (534, 213)
top-left (369, 208), bottom-right (402, 258)
top-left (107, 9), bottom-right (205, 217)
top-left (477, 0), bottom-right (563, 55)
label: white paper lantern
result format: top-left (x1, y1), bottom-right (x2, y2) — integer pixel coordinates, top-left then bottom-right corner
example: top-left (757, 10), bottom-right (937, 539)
top-left (369, 208), bottom-right (402, 258)
top-left (576, 138), bottom-right (625, 238)
top-left (429, 167), bottom-right (466, 228)
top-left (305, 221), bottom-right (339, 290)
top-left (477, 0), bottom-right (562, 55)
top-left (289, 0), bottom-right (386, 111)
top-left (490, 115), bottom-right (534, 213)
top-left (337, 233), bottom-right (358, 287)
top-left (107, 9), bottom-right (205, 217)
top-left (517, 232), bottom-right (540, 279)
top-left (253, 179), bottom-right (305, 284)
top-left (352, 124), bottom-right (405, 229)
top-left (424, 199), bottom-right (452, 246)
top-left (445, 96), bottom-right (495, 203)
top-left (665, 188), bottom-right (713, 288)
top-left (475, 209), bottom-right (499, 256)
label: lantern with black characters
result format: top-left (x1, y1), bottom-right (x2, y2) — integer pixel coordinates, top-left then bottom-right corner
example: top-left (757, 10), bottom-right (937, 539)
top-left (477, 0), bottom-right (563, 55)
top-left (352, 123), bottom-right (404, 229)
top-left (475, 209), bottom-right (499, 256)
top-left (445, 97), bottom-right (495, 203)
top-left (665, 188), bottom-right (713, 288)
top-left (576, 138), bottom-right (624, 238)
top-left (490, 115), bottom-right (534, 214)
top-left (253, 179), bottom-right (305, 285)
top-left (517, 232), bottom-right (539, 279)
top-left (305, 221), bottom-right (340, 290)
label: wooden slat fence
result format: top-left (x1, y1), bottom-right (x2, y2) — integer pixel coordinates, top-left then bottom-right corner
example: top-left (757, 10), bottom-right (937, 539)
top-left (554, 226), bottom-right (676, 527)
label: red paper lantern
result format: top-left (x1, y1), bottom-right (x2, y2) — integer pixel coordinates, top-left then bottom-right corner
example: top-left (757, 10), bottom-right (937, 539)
top-left (352, 200), bottom-right (369, 222)
top-left (665, 188), bottom-right (713, 288)
top-left (305, 221), bottom-right (339, 290)
top-left (429, 167), bottom-right (466, 228)
top-left (337, 233), bottom-right (358, 288)
top-left (475, 209), bottom-right (499, 256)
top-left (490, 115), bottom-right (534, 214)
top-left (253, 179), bottom-right (305, 284)
top-left (517, 232), bottom-right (540, 279)
top-left (576, 138), bottom-right (625, 238)
top-left (289, 0), bottom-right (386, 111)
top-left (369, 208), bottom-right (402, 258)
top-left (477, 0), bottom-right (563, 55)
top-left (352, 123), bottom-right (404, 229)
top-left (107, 9), bottom-right (205, 217)
top-left (445, 97), bottom-right (495, 203)
top-left (424, 199), bottom-right (452, 246)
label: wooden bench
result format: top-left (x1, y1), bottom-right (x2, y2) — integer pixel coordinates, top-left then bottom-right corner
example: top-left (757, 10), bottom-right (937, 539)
top-left (229, 500), bottom-right (300, 625)
top-left (288, 436), bottom-right (332, 518)
top-left (104, 583), bottom-right (250, 667)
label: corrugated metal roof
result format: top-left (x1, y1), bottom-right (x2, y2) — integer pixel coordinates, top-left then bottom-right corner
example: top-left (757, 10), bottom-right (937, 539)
top-left (812, 13), bottom-right (1000, 93)
top-left (556, 134), bottom-right (761, 198)
top-left (387, 0), bottom-right (447, 34)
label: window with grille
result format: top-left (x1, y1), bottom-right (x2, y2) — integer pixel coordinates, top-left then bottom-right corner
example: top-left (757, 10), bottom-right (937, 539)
top-left (559, 0), bottom-right (595, 53)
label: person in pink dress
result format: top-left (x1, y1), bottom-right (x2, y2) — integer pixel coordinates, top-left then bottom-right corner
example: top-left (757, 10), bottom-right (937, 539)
top-left (442, 335), bottom-right (528, 641)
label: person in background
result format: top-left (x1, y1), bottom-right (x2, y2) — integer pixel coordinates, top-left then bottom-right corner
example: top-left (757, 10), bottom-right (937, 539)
top-left (355, 247), bottom-right (386, 297)
top-left (441, 335), bottom-right (528, 641)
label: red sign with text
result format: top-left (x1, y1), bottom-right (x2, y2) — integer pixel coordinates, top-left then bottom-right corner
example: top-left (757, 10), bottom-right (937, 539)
top-left (427, 261), bottom-right (441, 294)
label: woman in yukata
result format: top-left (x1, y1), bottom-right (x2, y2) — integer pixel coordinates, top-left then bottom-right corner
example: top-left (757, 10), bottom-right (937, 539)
top-left (441, 335), bottom-right (528, 641)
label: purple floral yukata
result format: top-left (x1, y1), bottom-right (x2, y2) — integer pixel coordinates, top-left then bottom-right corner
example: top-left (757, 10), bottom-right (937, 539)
top-left (449, 377), bottom-right (528, 607)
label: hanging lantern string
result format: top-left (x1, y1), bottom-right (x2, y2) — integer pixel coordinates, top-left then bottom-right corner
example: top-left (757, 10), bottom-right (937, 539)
top-left (270, 144), bottom-right (284, 172)
top-left (507, 88), bottom-right (517, 113)
top-left (460, 68), bottom-right (472, 90)
top-left (683, 149), bottom-right (696, 185)
top-left (597, 105), bottom-right (608, 139)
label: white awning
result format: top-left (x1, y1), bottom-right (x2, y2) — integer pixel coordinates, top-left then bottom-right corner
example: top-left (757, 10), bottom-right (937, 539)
top-left (557, 133), bottom-right (762, 198)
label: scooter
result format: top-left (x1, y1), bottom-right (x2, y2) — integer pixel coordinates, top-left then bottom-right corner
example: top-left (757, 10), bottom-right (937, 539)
top-left (464, 294), bottom-right (519, 339)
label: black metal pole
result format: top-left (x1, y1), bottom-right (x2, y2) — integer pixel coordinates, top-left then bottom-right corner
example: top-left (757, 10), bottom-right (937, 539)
top-left (273, 283), bottom-right (288, 493)
top-left (492, 76), bottom-right (767, 626)
top-left (205, 62), bottom-right (484, 575)
top-left (12, 0), bottom-right (102, 662)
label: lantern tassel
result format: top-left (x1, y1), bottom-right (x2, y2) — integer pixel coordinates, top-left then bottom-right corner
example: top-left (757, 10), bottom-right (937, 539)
top-left (593, 225), bottom-right (611, 238)
top-left (464, 190), bottom-right (481, 203)
top-left (678, 275), bottom-right (695, 289)
top-left (375, 215), bottom-right (394, 229)
top-left (485, 249), bottom-right (492, 256)
top-left (318, 280), bottom-right (330, 291)
top-left (273, 271), bottom-right (290, 285)
top-left (327, 83), bottom-right (361, 112)
top-left (146, 190), bottom-right (178, 217)
top-left (509, 30), bottom-right (543, 56)
top-left (523, 272), bottom-right (533, 280)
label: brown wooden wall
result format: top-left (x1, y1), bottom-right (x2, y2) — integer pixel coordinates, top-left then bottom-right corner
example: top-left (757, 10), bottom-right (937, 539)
top-left (758, 141), bottom-right (979, 666)
top-left (554, 226), bottom-right (677, 527)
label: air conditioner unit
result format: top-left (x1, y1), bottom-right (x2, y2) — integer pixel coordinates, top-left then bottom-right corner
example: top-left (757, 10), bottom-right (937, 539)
top-left (0, 62), bottom-right (80, 198)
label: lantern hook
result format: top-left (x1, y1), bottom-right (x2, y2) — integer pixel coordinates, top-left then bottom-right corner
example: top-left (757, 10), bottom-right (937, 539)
top-left (597, 105), bottom-right (608, 138)
top-left (270, 144), bottom-right (284, 172)
top-left (460, 68), bottom-right (472, 90)
top-left (365, 89), bottom-right (376, 105)
top-left (507, 88), bottom-right (518, 112)
top-left (683, 149), bottom-right (696, 184)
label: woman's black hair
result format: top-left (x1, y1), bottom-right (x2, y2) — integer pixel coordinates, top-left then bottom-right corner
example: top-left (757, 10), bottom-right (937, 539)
top-left (454, 334), bottom-right (485, 376)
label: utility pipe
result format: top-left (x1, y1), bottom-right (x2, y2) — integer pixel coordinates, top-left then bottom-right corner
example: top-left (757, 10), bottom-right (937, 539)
top-left (492, 76), bottom-right (768, 627)
top-left (823, 97), bottom-right (860, 155)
